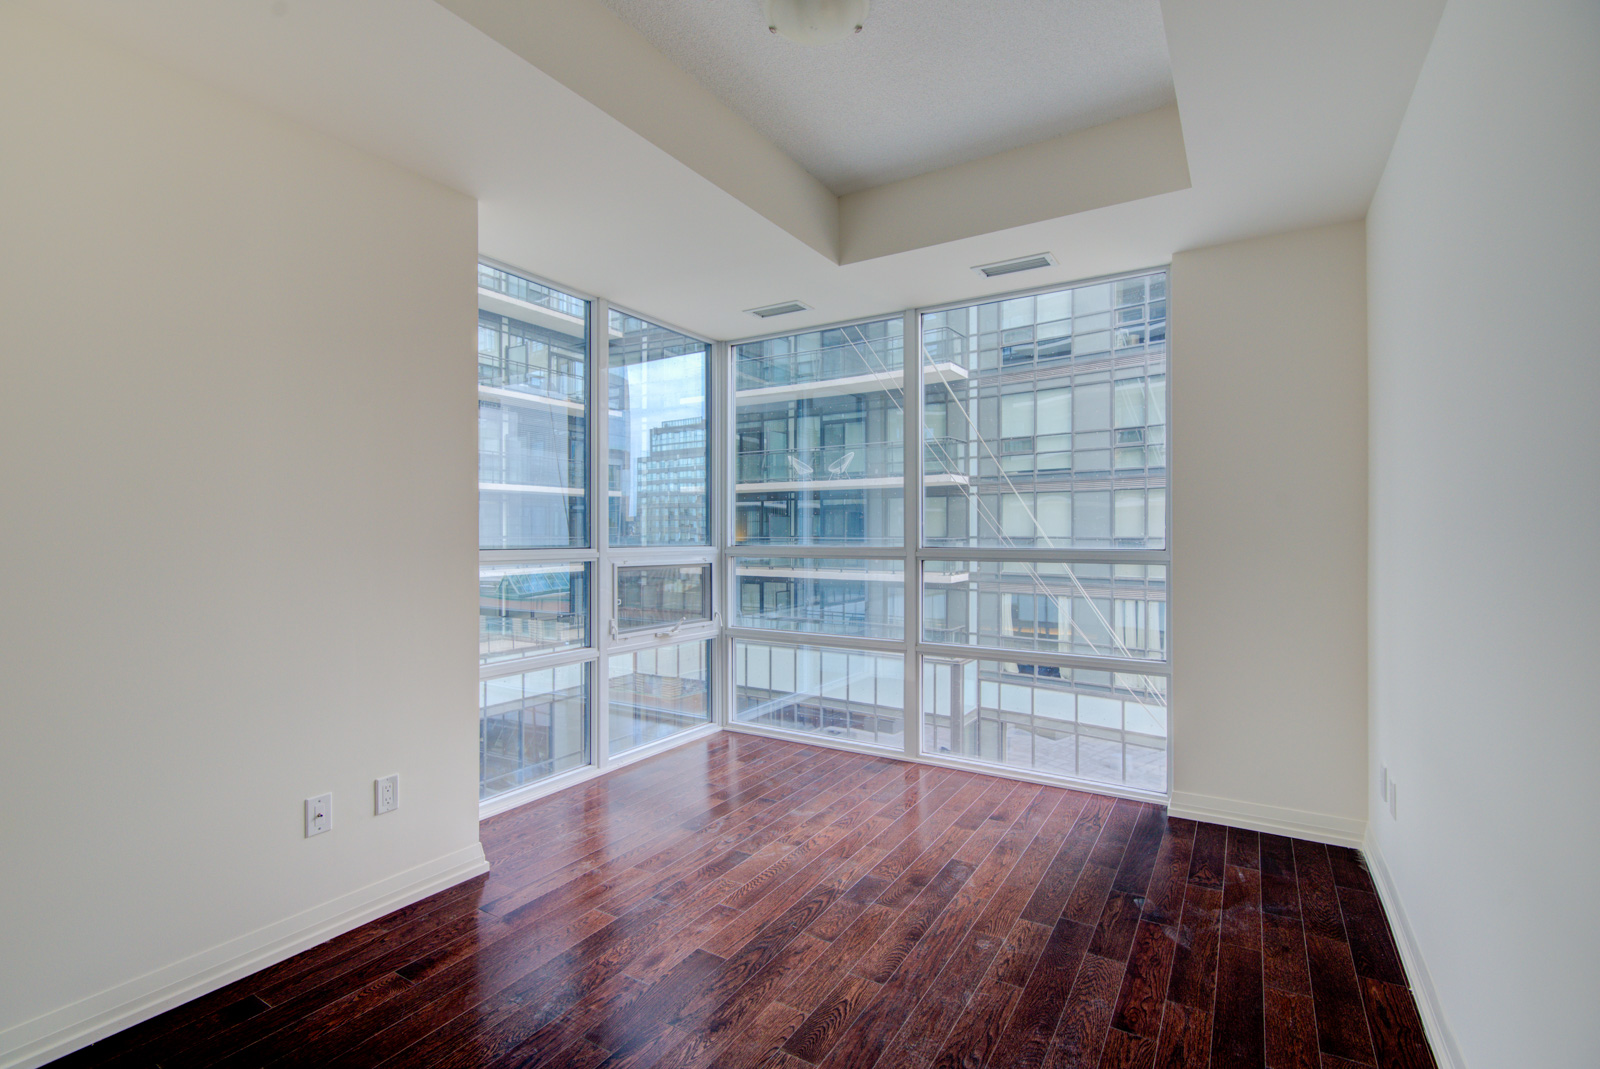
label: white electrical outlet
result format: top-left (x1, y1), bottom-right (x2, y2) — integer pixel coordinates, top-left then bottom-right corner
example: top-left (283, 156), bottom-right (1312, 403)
top-left (376, 774), bottom-right (399, 815)
top-left (305, 793), bottom-right (332, 837)
top-left (1380, 764), bottom-right (1389, 802)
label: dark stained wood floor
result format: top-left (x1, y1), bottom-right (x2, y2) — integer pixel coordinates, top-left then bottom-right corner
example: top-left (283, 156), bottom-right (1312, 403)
top-left (50, 734), bottom-right (1439, 1069)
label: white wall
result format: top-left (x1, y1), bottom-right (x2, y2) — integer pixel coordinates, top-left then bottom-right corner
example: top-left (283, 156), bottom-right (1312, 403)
top-left (0, 10), bottom-right (485, 1066)
top-left (1170, 221), bottom-right (1369, 843)
top-left (1366, 1), bottom-right (1600, 1066)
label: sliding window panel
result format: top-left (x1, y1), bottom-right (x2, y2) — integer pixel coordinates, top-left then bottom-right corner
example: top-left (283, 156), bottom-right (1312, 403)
top-left (616, 563), bottom-right (712, 633)
top-left (608, 639), bottom-right (712, 757)
top-left (609, 310), bottom-right (710, 547)
top-left (921, 658), bottom-right (1166, 792)
top-left (921, 272), bottom-right (1167, 550)
top-left (734, 640), bottom-right (904, 749)
top-left (478, 266), bottom-right (589, 550)
top-left (734, 318), bottom-right (905, 547)
top-left (923, 560), bottom-right (1166, 661)
top-left (480, 562), bottom-right (590, 664)
top-left (733, 557), bottom-right (905, 641)
top-left (481, 662), bottom-right (591, 798)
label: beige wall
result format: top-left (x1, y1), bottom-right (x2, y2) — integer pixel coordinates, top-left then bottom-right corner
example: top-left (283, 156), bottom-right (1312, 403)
top-left (1366, 1), bottom-right (1600, 1066)
top-left (0, 10), bottom-right (484, 1066)
top-left (1169, 221), bottom-right (1369, 843)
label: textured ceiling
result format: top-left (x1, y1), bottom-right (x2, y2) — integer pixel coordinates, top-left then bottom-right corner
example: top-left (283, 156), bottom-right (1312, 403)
top-left (596, 0), bottom-right (1175, 194)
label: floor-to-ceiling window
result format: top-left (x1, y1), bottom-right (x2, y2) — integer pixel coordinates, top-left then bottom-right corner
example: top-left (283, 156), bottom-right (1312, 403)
top-left (478, 262), bottom-right (718, 805)
top-left (730, 319), bottom-right (909, 748)
top-left (726, 271), bottom-right (1170, 796)
top-left (478, 263), bottom-right (1168, 805)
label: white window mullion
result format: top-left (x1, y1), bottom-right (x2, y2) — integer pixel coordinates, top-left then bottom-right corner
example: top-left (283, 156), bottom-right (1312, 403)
top-left (902, 306), bottom-right (922, 761)
top-left (591, 296), bottom-right (613, 772)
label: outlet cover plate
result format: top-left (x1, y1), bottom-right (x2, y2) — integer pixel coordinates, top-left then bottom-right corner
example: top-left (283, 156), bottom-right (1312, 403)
top-left (376, 775), bottom-right (399, 815)
top-left (305, 793), bottom-right (332, 837)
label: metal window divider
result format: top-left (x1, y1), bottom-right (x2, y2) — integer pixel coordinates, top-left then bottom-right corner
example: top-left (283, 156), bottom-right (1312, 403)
top-left (590, 296), bottom-right (612, 773)
top-left (902, 307), bottom-right (922, 761)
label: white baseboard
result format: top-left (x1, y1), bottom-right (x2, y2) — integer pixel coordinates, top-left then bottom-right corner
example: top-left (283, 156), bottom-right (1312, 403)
top-left (1361, 833), bottom-right (1468, 1069)
top-left (1167, 790), bottom-right (1366, 847)
top-left (0, 843), bottom-right (490, 1069)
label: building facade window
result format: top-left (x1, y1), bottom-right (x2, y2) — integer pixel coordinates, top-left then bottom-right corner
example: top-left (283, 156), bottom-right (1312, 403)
top-left (478, 263), bottom-right (1168, 805)
top-left (725, 270), bottom-right (1170, 796)
top-left (479, 263), bottom-right (719, 804)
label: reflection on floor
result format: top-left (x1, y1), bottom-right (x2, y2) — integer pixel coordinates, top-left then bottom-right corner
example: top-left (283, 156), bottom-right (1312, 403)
top-left (50, 734), bottom-right (1436, 1069)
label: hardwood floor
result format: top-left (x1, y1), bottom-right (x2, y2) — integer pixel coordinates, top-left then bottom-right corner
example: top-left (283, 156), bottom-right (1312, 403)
top-left (49, 734), bottom-right (1439, 1069)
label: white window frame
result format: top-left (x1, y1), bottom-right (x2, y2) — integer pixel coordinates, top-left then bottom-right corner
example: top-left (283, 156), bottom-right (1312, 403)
top-left (479, 262), bottom-right (722, 818)
top-left (719, 267), bottom-right (1173, 804)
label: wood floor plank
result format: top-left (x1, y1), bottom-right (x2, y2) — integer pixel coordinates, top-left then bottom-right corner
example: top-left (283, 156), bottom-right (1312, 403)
top-left (1336, 886), bottom-right (1407, 986)
top-left (1359, 976), bottom-right (1438, 1069)
top-left (51, 738), bottom-right (1441, 1069)
top-left (1110, 804), bottom-right (1166, 898)
top-left (1097, 1027), bottom-right (1157, 1069)
top-left (1163, 881), bottom-right (1222, 1010)
top-left (1109, 921), bottom-right (1177, 1038)
top-left (992, 919), bottom-right (1054, 987)
top-left (1187, 822), bottom-right (1228, 890)
top-left (1221, 864), bottom-right (1263, 951)
top-left (1292, 838), bottom-right (1347, 944)
top-left (1208, 940), bottom-right (1264, 1069)
top-left (1225, 827), bottom-right (1261, 871)
top-left (1139, 818), bottom-right (1194, 926)
top-left (1022, 794), bottom-right (1112, 924)
top-left (1262, 988), bottom-right (1318, 1069)
top-left (865, 789), bottom-right (1074, 1069)
top-left (1151, 1000), bottom-right (1212, 1069)
top-left (983, 919), bottom-right (1094, 1069)
top-left (1304, 932), bottom-right (1377, 1065)
top-left (1041, 951), bottom-right (1124, 1069)
top-left (706, 1001), bottom-right (808, 1069)
top-left (1326, 847), bottom-right (1376, 894)
top-left (783, 975), bottom-right (881, 1063)
top-left (925, 975), bottom-right (1020, 1069)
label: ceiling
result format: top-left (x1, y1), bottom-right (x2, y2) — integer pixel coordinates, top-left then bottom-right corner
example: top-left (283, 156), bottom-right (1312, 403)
top-left (31, 0), bottom-right (1445, 341)
top-left (594, 0), bottom-right (1176, 195)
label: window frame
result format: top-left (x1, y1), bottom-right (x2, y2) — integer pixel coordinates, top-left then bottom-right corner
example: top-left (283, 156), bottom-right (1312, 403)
top-left (719, 267), bottom-right (1173, 803)
top-left (478, 260), bottom-right (722, 817)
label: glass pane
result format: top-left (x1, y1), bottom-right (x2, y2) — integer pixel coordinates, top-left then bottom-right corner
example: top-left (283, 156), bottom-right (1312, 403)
top-left (734, 640), bottom-right (904, 749)
top-left (480, 563), bottom-right (589, 664)
top-left (609, 311), bottom-right (709, 547)
top-left (609, 639), bottom-right (712, 757)
top-left (478, 264), bottom-right (588, 550)
top-left (480, 662), bottom-right (590, 798)
top-left (924, 560), bottom-right (1167, 661)
top-left (735, 319), bottom-right (905, 547)
top-left (921, 658), bottom-right (1166, 792)
top-left (922, 271), bottom-right (1167, 550)
top-left (732, 558), bottom-right (904, 640)
top-left (616, 564), bottom-right (711, 632)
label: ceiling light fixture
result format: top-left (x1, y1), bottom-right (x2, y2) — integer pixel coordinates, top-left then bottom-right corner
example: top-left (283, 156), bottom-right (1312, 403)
top-left (765, 0), bottom-right (869, 45)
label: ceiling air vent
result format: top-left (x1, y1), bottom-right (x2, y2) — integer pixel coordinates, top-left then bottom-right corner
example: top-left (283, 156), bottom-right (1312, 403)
top-left (745, 300), bottom-right (811, 319)
top-left (973, 253), bottom-right (1056, 279)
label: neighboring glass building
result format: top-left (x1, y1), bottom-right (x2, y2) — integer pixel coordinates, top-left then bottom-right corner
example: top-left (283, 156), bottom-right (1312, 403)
top-left (731, 272), bottom-right (1170, 792)
top-left (478, 265), bottom-right (716, 802)
top-left (480, 261), bottom-right (1170, 802)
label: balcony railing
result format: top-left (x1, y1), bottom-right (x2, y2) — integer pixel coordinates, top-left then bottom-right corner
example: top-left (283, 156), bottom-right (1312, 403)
top-left (478, 266), bottom-right (588, 320)
top-left (735, 438), bottom-right (969, 484)
top-left (479, 456), bottom-right (579, 488)
top-left (736, 443), bottom-right (897, 483)
top-left (736, 342), bottom-right (904, 391)
top-left (478, 356), bottom-right (585, 404)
